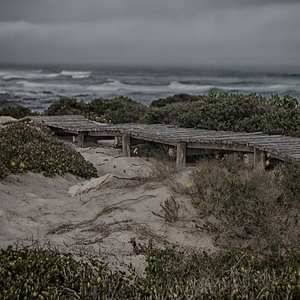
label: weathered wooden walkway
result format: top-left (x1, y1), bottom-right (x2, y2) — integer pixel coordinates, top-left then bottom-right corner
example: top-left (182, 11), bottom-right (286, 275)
top-left (29, 115), bottom-right (300, 168)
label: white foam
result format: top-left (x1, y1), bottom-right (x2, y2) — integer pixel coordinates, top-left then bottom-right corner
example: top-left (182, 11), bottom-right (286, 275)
top-left (168, 81), bottom-right (213, 92)
top-left (15, 80), bottom-right (83, 92)
top-left (0, 71), bottom-right (48, 80)
top-left (46, 73), bottom-right (60, 78)
top-left (45, 70), bottom-right (91, 79)
top-left (88, 79), bottom-right (214, 95)
top-left (60, 70), bottom-right (91, 79)
top-left (87, 80), bottom-right (128, 92)
top-left (222, 84), bottom-right (290, 93)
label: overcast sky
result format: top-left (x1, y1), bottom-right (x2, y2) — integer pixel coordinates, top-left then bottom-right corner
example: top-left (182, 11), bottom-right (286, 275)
top-left (0, 0), bottom-right (299, 68)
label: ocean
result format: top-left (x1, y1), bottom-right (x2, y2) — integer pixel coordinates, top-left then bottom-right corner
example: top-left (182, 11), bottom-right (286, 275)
top-left (0, 64), bottom-right (299, 113)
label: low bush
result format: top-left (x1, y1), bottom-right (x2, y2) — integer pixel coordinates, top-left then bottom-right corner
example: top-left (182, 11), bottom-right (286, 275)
top-left (1, 245), bottom-right (299, 299)
top-left (0, 246), bottom-right (135, 299)
top-left (277, 163), bottom-right (300, 202)
top-left (143, 246), bottom-right (300, 299)
top-left (150, 93), bottom-right (202, 108)
top-left (0, 105), bottom-right (39, 119)
top-left (44, 97), bottom-right (90, 116)
top-left (189, 158), bottom-right (300, 252)
top-left (0, 160), bottom-right (9, 179)
top-left (143, 92), bottom-right (300, 137)
top-left (89, 96), bottom-right (147, 123)
top-left (39, 92), bottom-right (300, 137)
top-left (44, 96), bottom-right (147, 123)
top-left (141, 102), bottom-right (187, 125)
top-left (0, 122), bottom-right (98, 179)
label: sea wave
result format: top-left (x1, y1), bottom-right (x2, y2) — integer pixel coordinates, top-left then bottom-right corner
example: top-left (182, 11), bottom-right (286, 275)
top-left (46, 70), bottom-right (91, 79)
top-left (87, 80), bottom-right (132, 92)
top-left (87, 79), bottom-right (215, 94)
top-left (15, 80), bottom-right (83, 92)
top-left (222, 84), bottom-right (291, 93)
top-left (0, 71), bottom-right (47, 80)
top-left (168, 81), bottom-right (213, 92)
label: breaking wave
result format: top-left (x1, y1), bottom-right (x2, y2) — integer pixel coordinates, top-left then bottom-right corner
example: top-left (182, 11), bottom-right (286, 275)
top-left (47, 71), bottom-right (91, 79)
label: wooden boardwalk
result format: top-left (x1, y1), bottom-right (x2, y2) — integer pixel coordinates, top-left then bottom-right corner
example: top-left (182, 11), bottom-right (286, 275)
top-left (29, 115), bottom-right (300, 167)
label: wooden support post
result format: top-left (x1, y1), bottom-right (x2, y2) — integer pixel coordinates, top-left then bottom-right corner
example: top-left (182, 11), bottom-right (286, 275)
top-left (243, 153), bottom-right (254, 167)
top-left (77, 132), bottom-right (86, 147)
top-left (176, 142), bottom-right (186, 166)
top-left (254, 148), bottom-right (265, 169)
top-left (122, 134), bottom-right (131, 157)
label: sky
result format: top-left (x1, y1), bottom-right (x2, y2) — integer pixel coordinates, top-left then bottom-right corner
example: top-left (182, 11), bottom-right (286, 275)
top-left (0, 0), bottom-right (300, 68)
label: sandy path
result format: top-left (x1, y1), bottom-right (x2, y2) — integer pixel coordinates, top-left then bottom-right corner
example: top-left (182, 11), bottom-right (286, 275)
top-left (0, 145), bottom-right (216, 275)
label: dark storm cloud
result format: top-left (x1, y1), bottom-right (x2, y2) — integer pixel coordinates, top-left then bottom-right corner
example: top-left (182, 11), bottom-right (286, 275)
top-left (0, 1), bottom-right (299, 67)
top-left (1, 0), bottom-right (299, 23)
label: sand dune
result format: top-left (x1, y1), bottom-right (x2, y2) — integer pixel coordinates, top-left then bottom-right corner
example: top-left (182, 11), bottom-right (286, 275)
top-left (0, 145), bottom-right (216, 275)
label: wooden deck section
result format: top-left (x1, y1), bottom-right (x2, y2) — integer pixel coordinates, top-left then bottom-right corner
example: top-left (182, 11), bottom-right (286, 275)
top-left (29, 115), bottom-right (300, 168)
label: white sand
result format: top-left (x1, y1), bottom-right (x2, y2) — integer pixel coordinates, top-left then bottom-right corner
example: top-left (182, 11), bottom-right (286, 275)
top-left (0, 144), bottom-right (217, 275)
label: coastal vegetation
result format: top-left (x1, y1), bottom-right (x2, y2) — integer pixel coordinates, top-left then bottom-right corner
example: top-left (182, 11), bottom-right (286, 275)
top-left (0, 244), bottom-right (299, 299)
top-left (0, 122), bottom-right (97, 179)
top-left (44, 96), bottom-right (147, 124)
top-left (0, 104), bottom-right (39, 119)
top-left (2, 92), bottom-right (298, 137)
top-left (0, 92), bottom-right (300, 298)
top-left (187, 157), bottom-right (300, 253)
top-left (143, 92), bottom-right (300, 137)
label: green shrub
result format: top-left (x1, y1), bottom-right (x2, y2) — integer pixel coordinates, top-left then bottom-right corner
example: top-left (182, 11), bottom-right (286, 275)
top-left (42, 93), bottom-right (300, 137)
top-left (143, 246), bottom-right (300, 299)
top-left (0, 246), bottom-right (135, 299)
top-left (0, 159), bottom-right (9, 178)
top-left (144, 92), bottom-right (300, 137)
top-left (141, 102), bottom-right (187, 125)
top-left (177, 92), bottom-right (270, 131)
top-left (150, 93), bottom-right (202, 108)
top-left (269, 94), bottom-right (298, 109)
top-left (0, 122), bottom-right (98, 179)
top-left (0, 105), bottom-right (39, 119)
top-left (259, 108), bottom-right (300, 137)
top-left (44, 97), bottom-right (90, 116)
top-left (1, 245), bottom-right (299, 299)
top-left (190, 160), bottom-right (300, 252)
top-left (89, 96), bottom-right (147, 123)
top-left (45, 96), bottom-right (147, 124)
top-left (277, 163), bottom-right (300, 201)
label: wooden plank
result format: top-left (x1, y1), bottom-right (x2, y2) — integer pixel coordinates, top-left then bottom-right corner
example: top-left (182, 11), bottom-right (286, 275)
top-left (187, 142), bottom-right (253, 152)
top-left (77, 132), bottom-right (86, 147)
top-left (176, 142), bottom-right (186, 166)
top-left (254, 148), bottom-right (265, 169)
top-left (122, 134), bottom-right (131, 157)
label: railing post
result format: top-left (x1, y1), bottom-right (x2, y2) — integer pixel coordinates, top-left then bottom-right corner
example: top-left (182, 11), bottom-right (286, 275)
top-left (176, 142), bottom-right (186, 166)
top-left (77, 131), bottom-right (86, 147)
top-left (254, 148), bottom-right (265, 169)
top-left (122, 134), bottom-right (131, 157)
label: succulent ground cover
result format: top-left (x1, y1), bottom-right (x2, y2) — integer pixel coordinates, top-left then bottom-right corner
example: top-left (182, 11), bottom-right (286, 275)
top-left (0, 121), bottom-right (97, 179)
top-left (0, 245), bottom-right (299, 299)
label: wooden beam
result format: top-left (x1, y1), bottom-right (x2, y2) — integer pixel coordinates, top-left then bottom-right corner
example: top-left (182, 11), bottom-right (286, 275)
top-left (176, 142), bottom-right (186, 166)
top-left (243, 153), bottom-right (254, 167)
top-left (254, 148), bottom-right (265, 169)
top-left (122, 134), bottom-right (131, 157)
top-left (77, 132), bottom-right (86, 147)
top-left (187, 142), bottom-right (253, 152)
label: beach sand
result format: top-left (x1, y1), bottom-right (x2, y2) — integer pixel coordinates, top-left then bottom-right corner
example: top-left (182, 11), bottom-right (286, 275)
top-left (0, 142), bottom-right (216, 275)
